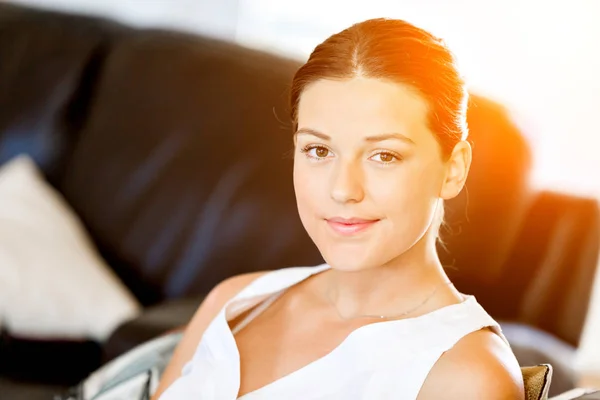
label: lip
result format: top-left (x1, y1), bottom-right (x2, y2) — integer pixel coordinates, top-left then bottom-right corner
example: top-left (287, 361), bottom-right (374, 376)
top-left (325, 217), bottom-right (380, 236)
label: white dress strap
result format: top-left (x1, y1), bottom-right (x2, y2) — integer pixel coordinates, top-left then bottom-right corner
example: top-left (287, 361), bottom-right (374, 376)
top-left (223, 264), bottom-right (330, 322)
top-left (231, 290), bottom-right (285, 335)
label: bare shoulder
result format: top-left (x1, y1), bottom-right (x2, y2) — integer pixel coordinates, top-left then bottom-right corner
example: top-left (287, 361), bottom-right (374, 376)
top-left (201, 271), bottom-right (268, 315)
top-left (181, 270), bottom-right (270, 343)
top-left (418, 329), bottom-right (525, 400)
top-left (151, 270), bottom-right (267, 400)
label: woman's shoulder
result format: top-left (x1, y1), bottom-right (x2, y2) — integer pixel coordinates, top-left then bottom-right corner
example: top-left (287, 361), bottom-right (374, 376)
top-left (204, 270), bottom-right (269, 311)
top-left (417, 329), bottom-right (525, 399)
top-left (206, 264), bottom-right (329, 311)
top-left (151, 270), bottom-right (270, 400)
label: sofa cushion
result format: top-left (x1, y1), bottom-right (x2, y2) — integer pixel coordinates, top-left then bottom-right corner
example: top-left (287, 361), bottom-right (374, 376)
top-left (521, 364), bottom-right (553, 400)
top-left (0, 155), bottom-right (141, 341)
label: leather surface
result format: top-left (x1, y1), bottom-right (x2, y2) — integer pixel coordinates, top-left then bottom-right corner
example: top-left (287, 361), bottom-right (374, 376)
top-left (441, 94), bottom-right (533, 308)
top-left (0, 376), bottom-right (69, 400)
top-left (102, 296), bottom-right (202, 363)
top-left (0, 328), bottom-right (102, 385)
top-left (506, 192), bottom-right (600, 346)
top-left (0, 3), bottom-right (127, 186)
top-left (57, 29), bottom-right (323, 305)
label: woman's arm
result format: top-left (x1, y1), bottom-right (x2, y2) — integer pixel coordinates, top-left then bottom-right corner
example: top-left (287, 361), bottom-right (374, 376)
top-left (151, 271), bottom-right (266, 400)
top-left (417, 329), bottom-right (525, 400)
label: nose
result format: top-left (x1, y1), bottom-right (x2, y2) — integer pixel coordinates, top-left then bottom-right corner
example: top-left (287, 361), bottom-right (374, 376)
top-left (330, 159), bottom-right (365, 204)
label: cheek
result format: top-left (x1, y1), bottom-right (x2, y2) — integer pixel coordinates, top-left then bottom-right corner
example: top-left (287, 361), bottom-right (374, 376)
top-left (293, 161), bottom-right (322, 216)
top-left (368, 163), bottom-right (441, 223)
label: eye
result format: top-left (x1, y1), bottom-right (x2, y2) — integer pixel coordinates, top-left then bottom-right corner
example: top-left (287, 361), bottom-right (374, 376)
top-left (301, 145), bottom-right (332, 160)
top-left (370, 151), bottom-right (400, 164)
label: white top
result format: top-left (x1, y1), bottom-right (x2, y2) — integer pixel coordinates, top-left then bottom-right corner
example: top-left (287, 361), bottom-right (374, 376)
top-left (159, 264), bottom-right (507, 400)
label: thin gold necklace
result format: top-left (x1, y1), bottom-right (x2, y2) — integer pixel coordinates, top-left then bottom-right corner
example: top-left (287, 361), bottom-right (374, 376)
top-left (326, 281), bottom-right (454, 321)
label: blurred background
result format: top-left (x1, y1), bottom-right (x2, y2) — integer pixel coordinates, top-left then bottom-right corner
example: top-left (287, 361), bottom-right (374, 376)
top-left (11, 0), bottom-right (600, 198)
top-left (0, 1), bottom-right (598, 399)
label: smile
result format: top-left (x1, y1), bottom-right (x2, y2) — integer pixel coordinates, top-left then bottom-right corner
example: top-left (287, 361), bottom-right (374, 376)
top-left (325, 217), bottom-right (380, 236)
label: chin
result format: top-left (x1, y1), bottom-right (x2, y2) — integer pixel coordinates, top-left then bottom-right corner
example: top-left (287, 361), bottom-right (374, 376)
top-left (307, 227), bottom-right (389, 272)
top-left (319, 246), bottom-right (380, 272)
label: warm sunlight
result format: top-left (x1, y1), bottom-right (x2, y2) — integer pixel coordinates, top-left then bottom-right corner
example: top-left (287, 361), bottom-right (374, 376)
top-left (237, 0), bottom-right (600, 197)
top-left (14, 0), bottom-right (599, 195)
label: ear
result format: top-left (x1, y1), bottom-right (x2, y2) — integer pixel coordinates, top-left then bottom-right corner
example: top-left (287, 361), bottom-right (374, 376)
top-left (439, 141), bottom-right (472, 200)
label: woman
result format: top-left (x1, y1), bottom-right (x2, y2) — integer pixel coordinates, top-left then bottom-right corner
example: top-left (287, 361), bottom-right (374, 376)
top-left (153, 18), bottom-right (524, 399)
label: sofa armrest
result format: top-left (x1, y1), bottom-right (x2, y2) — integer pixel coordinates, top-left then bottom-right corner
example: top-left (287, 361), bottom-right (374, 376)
top-left (501, 322), bottom-right (578, 396)
top-left (102, 296), bottom-right (203, 363)
top-left (0, 328), bottom-right (102, 385)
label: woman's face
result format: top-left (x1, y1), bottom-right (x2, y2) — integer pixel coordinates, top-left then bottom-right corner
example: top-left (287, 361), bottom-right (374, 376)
top-left (293, 77), bottom-right (468, 271)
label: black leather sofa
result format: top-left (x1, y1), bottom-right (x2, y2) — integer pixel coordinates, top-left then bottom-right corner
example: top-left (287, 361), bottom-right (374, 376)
top-left (0, 3), bottom-right (598, 398)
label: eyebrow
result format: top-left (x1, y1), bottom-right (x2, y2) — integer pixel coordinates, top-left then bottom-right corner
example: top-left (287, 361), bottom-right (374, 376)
top-left (294, 127), bottom-right (415, 144)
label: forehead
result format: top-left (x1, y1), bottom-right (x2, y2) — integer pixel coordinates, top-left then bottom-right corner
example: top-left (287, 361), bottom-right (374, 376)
top-left (297, 77), bottom-right (432, 142)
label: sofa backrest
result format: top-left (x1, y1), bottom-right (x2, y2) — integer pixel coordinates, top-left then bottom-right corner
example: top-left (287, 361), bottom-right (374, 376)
top-left (0, 3), bottom-right (127, 185)
top-left (441, 94), bottom-right (534, 296)
top-left (0, 3), bottom-right (323, 305)
top-left (502, 191), bottom-right (600, 346)
top-left (56, 29), bottom-right (323, 304)
top-left (441, 93), bottom-right (600, 346)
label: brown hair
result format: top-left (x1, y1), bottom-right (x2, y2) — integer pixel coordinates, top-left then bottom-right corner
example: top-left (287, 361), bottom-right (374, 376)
top-left (290, 18), bottom-right (468, 159)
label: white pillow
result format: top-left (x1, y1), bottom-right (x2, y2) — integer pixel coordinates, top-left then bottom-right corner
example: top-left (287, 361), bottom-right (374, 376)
top-left (0, 155), bottom-right (141, 342)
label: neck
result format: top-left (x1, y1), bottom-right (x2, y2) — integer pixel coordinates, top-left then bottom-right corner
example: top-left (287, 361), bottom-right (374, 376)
top-left (324, 238), bottom-right (451, 319)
